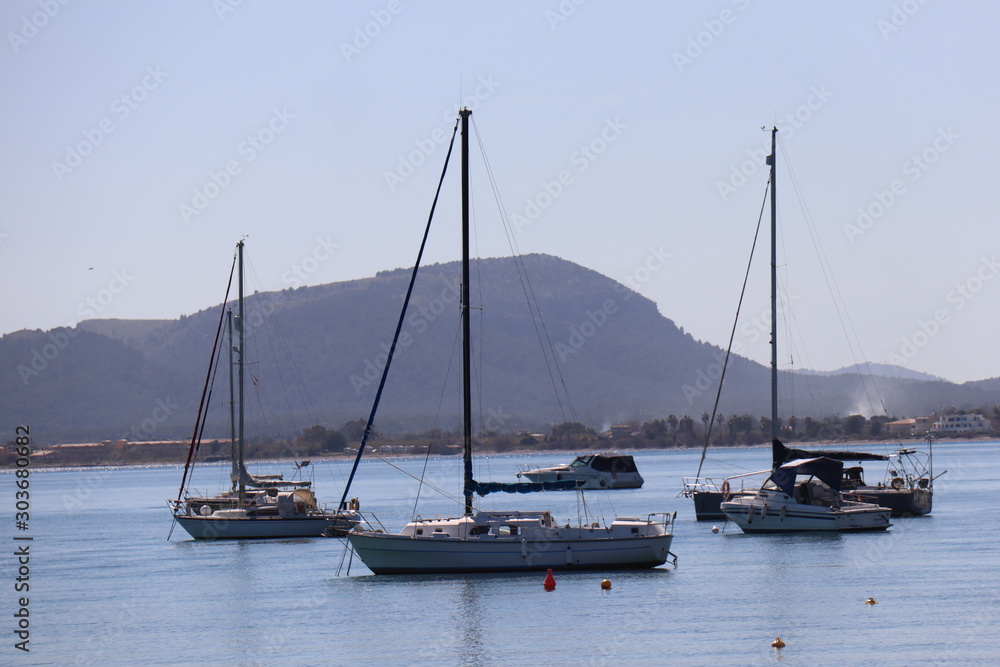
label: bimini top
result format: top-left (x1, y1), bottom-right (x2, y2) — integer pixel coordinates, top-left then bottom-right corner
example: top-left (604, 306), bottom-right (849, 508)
top-left (768, 457), bottom-right (844, 497)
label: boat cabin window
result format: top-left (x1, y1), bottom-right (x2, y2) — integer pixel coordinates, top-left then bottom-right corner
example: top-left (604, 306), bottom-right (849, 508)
top-left (495, 525), bottom-right (519, 536)
top-left (570, 456), bottom-right (593, 468)
top-left (469, 525), bottom-right (490, 536)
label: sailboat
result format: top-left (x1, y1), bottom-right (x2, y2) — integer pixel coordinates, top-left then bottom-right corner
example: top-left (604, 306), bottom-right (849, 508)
top-left (169, 241), bottom-right (361, 539)
top-left (346, 109), bottom-right (676, 573)
top-left (718, 128), bottom-right (891, 533)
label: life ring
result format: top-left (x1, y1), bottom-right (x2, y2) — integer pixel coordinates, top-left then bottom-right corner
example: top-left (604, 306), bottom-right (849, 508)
top-left (348, 498), bottom-right (360, 511)
top-left (721, 480), bottom-right (731, 501)
top-left (890, 477), bottom-right (904, 490)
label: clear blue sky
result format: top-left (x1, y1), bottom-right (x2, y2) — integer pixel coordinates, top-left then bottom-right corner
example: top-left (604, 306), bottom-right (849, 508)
top-left (1, 1), bottom-right (997, 384)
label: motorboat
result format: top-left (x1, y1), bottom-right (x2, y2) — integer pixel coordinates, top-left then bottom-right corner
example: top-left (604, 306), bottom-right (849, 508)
top-left (516, 454), bottom-right (644, 489)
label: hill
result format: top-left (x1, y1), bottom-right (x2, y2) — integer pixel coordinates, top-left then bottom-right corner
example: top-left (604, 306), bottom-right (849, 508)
top-left (793, 363), bottom-right (944, 382)
top-left (3, 254), bottom-right (997, 444)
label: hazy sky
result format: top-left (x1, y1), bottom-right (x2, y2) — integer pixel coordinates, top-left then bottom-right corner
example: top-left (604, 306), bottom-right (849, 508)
top-left (2, 1), bottom-right (997, 384)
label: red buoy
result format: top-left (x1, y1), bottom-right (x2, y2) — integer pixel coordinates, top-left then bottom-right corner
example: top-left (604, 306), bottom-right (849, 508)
top-left (543, 569), bottom-right (556, 591)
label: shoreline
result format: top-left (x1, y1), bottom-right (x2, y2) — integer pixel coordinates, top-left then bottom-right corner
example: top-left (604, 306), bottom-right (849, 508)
top-left (2, 434), bottom-right (979, 472)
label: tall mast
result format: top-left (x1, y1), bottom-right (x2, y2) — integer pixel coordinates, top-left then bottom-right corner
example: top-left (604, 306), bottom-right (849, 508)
top-left (768, 127), bottom-right (778, 442)
top-left (227, 310), bottom-right (237, 491)
top-left (236, 240), bottom-right (246, 506)
top-left (460, 108), bottom-right (474, 516)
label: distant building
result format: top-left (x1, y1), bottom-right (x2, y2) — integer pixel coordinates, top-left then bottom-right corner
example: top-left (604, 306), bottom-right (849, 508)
top-left (885, 419), bottom-right (915, 436)
top-left (931, 414), bottom-right (989, 435)
top-left (610, 425), bottom-right (633, 439)
top-left (886, 416), bottom-right (935, 437)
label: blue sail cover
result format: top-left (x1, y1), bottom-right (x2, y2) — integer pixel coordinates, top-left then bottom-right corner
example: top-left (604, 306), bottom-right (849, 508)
top-left (467, 479), bottom-right (585, 497)
top-left (768, 457), bottom-right (844, 497)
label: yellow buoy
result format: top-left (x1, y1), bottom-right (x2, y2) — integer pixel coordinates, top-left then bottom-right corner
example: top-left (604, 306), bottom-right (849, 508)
top-left (865, 597), bottom-right (878, 605)
top-left (600, 579), bottom-right (612, 590)
top-left (771, 637), bottom-right (785, 649)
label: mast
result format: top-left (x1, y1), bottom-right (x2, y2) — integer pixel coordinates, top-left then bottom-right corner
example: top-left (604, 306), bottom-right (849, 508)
top-left (460, 108), bottom-right (474, 516)
top-left (768, 127), bottom-right (778, 443)
top-left (236, 240), bottom-right (246, 507)
top-left (227, 310), bottom-right (237, 492)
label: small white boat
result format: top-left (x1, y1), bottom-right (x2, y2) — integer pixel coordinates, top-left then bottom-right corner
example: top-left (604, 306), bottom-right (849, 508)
top-left (720, 457), bottom-right (892, 533)
top-left (517, 454), bottom-right (644, 489)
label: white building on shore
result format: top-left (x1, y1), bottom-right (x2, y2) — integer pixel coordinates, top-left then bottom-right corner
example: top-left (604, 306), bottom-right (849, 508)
top-left (931, 413), bottom-right (990, 435)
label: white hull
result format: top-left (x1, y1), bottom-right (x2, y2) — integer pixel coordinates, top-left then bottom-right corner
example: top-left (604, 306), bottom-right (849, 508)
top-left (516, 454), bottom-right (644, 490)
top-left (721, 493), bottom-right (891, 533)
top-left (516, 471), bottom-right (643, 489)
top-left (348, 511), bottom-right (674, 574)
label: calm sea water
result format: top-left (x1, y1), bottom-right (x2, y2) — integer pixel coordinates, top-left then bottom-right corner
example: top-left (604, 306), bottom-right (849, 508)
top-left (4, 440), bottom-right (998, 666)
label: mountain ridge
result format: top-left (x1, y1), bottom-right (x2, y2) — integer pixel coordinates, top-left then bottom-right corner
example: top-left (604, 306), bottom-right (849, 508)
top-left (4, 253), bottom-right (997, 443)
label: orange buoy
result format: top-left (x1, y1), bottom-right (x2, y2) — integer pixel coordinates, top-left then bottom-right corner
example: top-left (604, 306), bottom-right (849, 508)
top-left (865, 597), bottom-right (878, 605)
top-left (543, 569), bottom-right (556, 591)
top-left (600, 579), bottom-right (612, 590)
top-left (771, 637), bottom-right (785, 649)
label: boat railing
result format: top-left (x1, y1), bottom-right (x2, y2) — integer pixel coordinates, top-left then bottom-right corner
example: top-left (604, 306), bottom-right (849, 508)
top-left (351, 511), bottom-right (389, 534)
top-left (645, 512), bottom-right (676, 530)
top-left (679, 477), bottom-right (723, 496)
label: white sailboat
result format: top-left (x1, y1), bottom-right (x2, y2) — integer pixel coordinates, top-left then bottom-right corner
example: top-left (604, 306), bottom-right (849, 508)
top-left (719, 129), bottom-right (891, 533)
top-left (346, 110), bottom-right (675, 573)
top-left (170, 241), bottom-right (360, 539)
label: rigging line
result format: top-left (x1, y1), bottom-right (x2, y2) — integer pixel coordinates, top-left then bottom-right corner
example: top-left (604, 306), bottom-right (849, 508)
top-left (338, 117), bottom-right (461, 510)
top-left (176, 251), bottom-right (237, 504)
top-left (411, 442), bottom-right (435, 519)
top-left (434, 316), bottom-right (462, 433)
top-left (371, 452), bottom-right (463, 505)
top-left (695, 177), bottom-right (771, 480)
top-left (778, 135), bottom-right (886, 415)
top-left (242, 255), bottom-right (321, 435)
top-left (468, 165), bottom-right (487, 440)
top-left (470, 117), bottom-right (575, 422)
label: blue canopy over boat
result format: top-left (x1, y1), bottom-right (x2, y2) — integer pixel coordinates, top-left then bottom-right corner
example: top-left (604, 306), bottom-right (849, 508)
top-left (768, 457), bottom-right (844, 497)
top-left (467, 479), bottom-right (584, 496)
